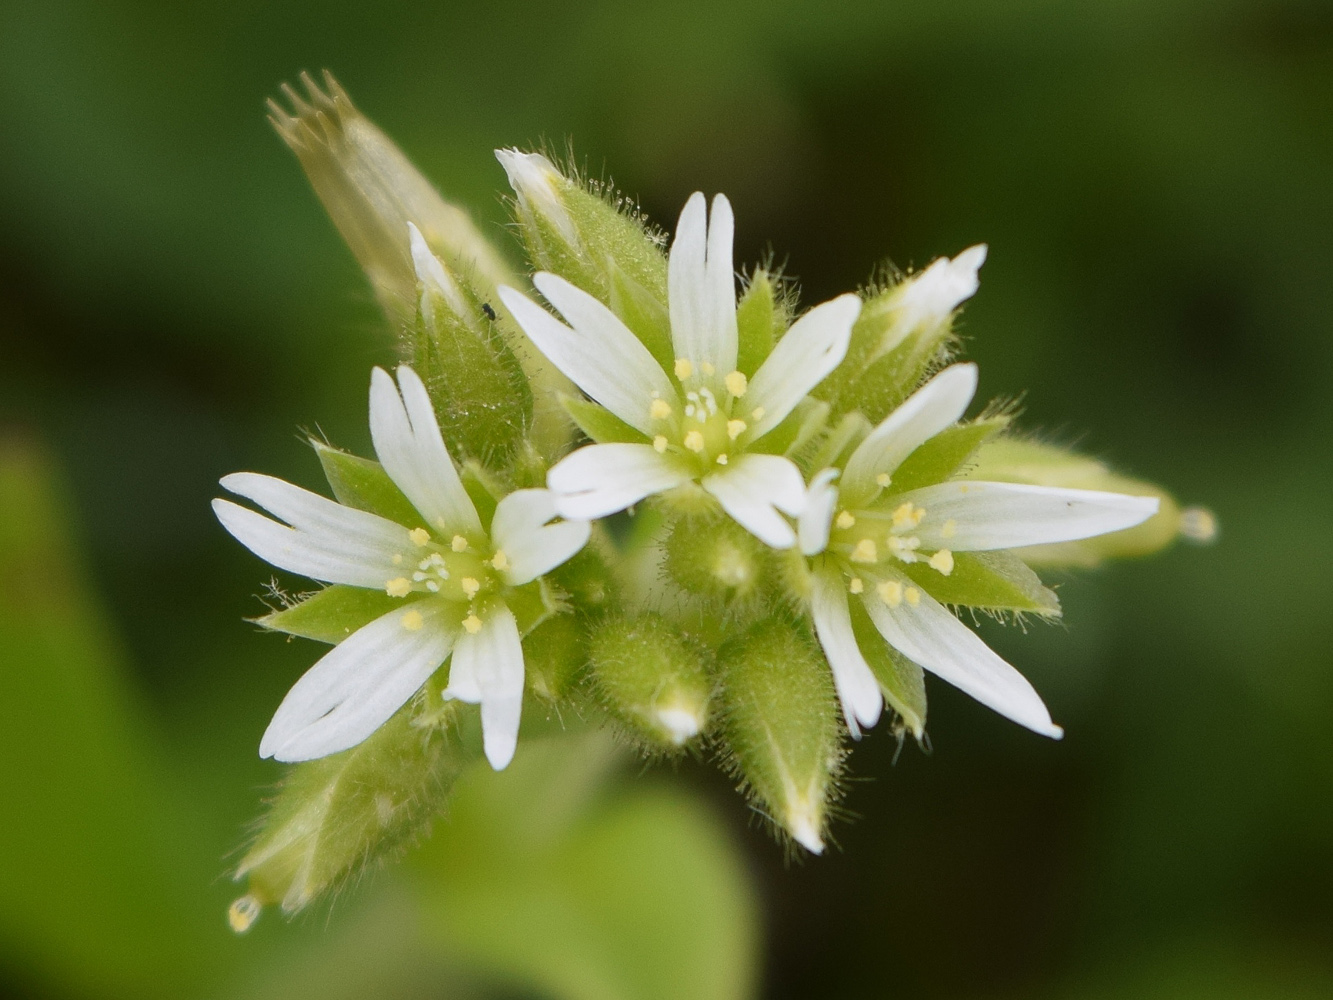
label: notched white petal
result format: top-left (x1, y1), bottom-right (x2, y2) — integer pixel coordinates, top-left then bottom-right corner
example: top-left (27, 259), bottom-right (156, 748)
top-left (745, 294), bottom-right (861, 439)
top-left (810, 567), bottom-right (884, 736)
top-left (444, 605), bottom-right (524, 770)
top-left (547, 443), bottom-right (692, 520)
top-left (861, 582), bottom-right (1061, 739)
top-left (261, 603), bottom-right (456, 761)
top-left (798, 468), bottom-right (840, 556)
top-left (668, 192), bottom-right (738, 374)
top-left (907, 481), bottom-right (1160, 552)
top-left (840, 363), bottom-right (978, 507)
top-left (895, 244), bottom-right (987, 329)
top-left (702, 453), bottom-right (806, 549)
top-left (490, 488), bottom-right (590, 586)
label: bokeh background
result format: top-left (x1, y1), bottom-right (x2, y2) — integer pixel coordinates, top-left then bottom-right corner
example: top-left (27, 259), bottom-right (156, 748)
top-left (3, 1), bottom-right (1331, 997)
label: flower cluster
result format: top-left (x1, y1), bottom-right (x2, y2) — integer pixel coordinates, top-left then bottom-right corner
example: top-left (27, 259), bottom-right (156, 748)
top-left (220, 74), bottom-right (1209, 923)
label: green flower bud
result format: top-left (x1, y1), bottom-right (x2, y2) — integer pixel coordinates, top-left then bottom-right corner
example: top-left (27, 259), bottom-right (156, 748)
top-left (716, 619), bottom-right (844, 854)
top-left (229, 691), bottom-right (475, 929)
top-left (587, 613), bottom-right (712, 750)
top-left (663, 512), bottom-right (768, 604)
top-left (735, 269), bottom-right (791, 377)
top-left (522, 613), bottom-right (587, 704)
top-left (963, 437), bottom-right (1215, 566)
top-left (497, 149), bottom-right (667, 309)
top-left (406, 226), bottom-right (532, 465)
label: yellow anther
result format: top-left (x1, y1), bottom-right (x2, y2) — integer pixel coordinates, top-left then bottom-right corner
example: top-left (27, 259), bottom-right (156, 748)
top-left (701, 361), bottom-right (715, 376)
top-left (724, 370), bottom-right (748, 396)
top-left (409, 527), bottom-right (431, 546)
top-left (835, 510), bottom-right (856, 529)
top-left (875, 472), bottom-right (892, 488)
top-left (848, 577), bottom-right (864, 594)
top-left (727, 419), bottom-right (747, 440)
top-left (228, 895), bottom-right (261, 934)
top-left (462, 613), bottom-right (483, 634)
top-left (684, 430), bottom-right (706, 453)
top-left (491, 550), bottom-right (509, 571)
top-left (716, 453), bottom-right (729, 465)
top-left (451, 535), bottom-right (469, 552)
top-left (887, 535), bottom-right (921, 560)
top-left (392, 553), bottom-right (403, 565)
top-left (877, 580), bottom-right (903, 607)
top-left (401, 609), bottom-right (424, 631)
top-left (674, 358), bottom-right (693, 379)
top-left (385, 577), bottom-right (411, 597)
top-left (460, 577), bottom-right (481, 599)
top-left (750, 406), bottom-right (766, 420)
top-left (905, 587), bottom-right (921, 606)
top-left (891, 502), bottom-right (925, 530)
top-left (650, 398), bottom-right (673, 420)
top-left (850, 539), bottom-right (878, 563)
top-left (653, 435), bottom-right (669, 453)
top-left (941, 519), bottom-right (957, 539)
top-left (928, 549), bottom-right (954, 576)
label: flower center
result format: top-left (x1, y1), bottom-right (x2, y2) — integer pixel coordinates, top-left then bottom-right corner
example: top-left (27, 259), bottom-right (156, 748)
top-left (382, 530), bottom-right (505, 608)
top-left (830, 502), bottom-right (955, 579)
top-left (649, 361), bottom-right (758, 474)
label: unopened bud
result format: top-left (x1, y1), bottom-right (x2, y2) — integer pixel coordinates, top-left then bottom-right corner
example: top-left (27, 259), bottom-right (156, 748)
top-left (717, 620), bottom-right (844, 853)
top-left (522, 614), bottom-right (587, 704)
top-left (664, 513), bottom-right (768, 603)
top-left (735, 270), bottom-right (788, 377)
top-left (588, 613), bottom-right (711, 750)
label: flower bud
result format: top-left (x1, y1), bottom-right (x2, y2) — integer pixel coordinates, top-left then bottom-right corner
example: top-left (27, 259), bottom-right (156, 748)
top-left (231, 693), bottom-right (474, 924)
top-left (497, 149), bottom-right (667, 310)
top-left (735, 269), bottom-right (791, 377)
top-left (587, 613), bottom-right (712, 750)
top-left (522, 613), bottom-right (587, 704)
top-left (964, 437), bottom-right (1205, 566)
top-left (717, 619), bottom-right (844, 853)
top-left (406, 225), bottom-right (532, 465)
top-left (818, 246), bottom-right (987, 423)
top-left (664, 513), bottom-right (768, 603)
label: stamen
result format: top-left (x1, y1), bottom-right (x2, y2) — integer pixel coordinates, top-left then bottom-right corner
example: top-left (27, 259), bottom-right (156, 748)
top-left (928, 549), bottom-right (954, 575)
top-left (462, 613), bottom-right (483, 634)
top-left (451, 535), bottom-right (469, 552)
top-left (877, 580), bottom-right (903, 607)
top-left (684, 430), bottom-right (706, 453)
top-left (850, 539), bottom-right (878, 563)
top-left (460, 577), bottom-right (481, 599)
top-left (385, 577), bottom-right (411, 597)
top-left (848, 577), bottom-right (864, 594)
top-left (491, 550), bottom-right (509, 571)
top-left (701, 361), bottom-right (715, 376)
top-left (835, 510), bottom-right (856, 529)
top-left (941, 519), bottom-right (957, 539)
top-left (887, 535), bottom-right (921, 561)
top-left (716, 454), bottom-right (728, 465)
top-left (724, 370), bottom-right (748, 397)
top-left (402, 609), bottom-right (424, 631)
top-left (650, 398), bottom-right (673, 420)
top-left (750, 406), bottom-right (766, 420)
top-left (905, 587), bottom-right (921, 606)
top-left (674, 358), bottom-right (693, 379)
top-left (409, 527), bottom-right (430, 546)
top-left (875, 473), bottom-right (892, 488)
top-left (392, 553), bottom-right (403, 565)
top-left (653, 435), bottom-right (669, 453)
top-left (727, 419), bottom-right (747, 440)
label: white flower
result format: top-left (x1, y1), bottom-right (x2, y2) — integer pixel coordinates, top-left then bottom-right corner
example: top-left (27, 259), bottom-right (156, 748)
top-left (213, 365), bottom-right (589, 769)
top-left (799, 363), bottom-right (1159, 739)
top-left (498, 192), bottom-right (862, 549)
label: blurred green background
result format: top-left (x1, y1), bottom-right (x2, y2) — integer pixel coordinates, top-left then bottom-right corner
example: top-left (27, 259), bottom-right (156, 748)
top-left (2, 0), bottom-right (1331, 997)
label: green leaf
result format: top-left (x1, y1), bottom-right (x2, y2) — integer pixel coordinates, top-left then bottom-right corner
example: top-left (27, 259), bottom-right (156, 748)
top-left (903, 551), bottom-right (1061, 616)
top-left (561, 393), bottom-right (650, 445)
top-left (257, 585), bottom-right (422, 643)
top-left (888, 416), bottom-right (1010, 493)
top-left (735, 271), bottom-right (781, 377)
top-left (608, 262), bottom-right (674, 373)
top-left (314, 441), bottom-right (419, 526)
top-left (414, 732), bottom-right (758, 1000)
top-left (848, 596), bottom-right (927, 737)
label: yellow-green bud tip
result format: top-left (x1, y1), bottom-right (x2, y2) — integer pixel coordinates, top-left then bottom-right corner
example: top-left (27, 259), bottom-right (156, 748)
top-left (1179, 506), bottom-right (1218, 543)
top-left (656, 705), bottom-right (704, 746)
top-left (228, 894), bottom-right (262, 934)
top-left (786, 803), bottom-right (825, 854)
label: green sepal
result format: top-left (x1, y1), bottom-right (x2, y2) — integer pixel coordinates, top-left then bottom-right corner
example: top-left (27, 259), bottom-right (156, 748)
top-left (561, 184), bottom-right (667, 302)
top-left (460, 458), bottom-right (504, 528)
top-left (588, 612), bottom-right (712, 751)
top-left (256, 585), bottom-right (429, 644)
top-left (888, 416), bottom-right (1010, 494)
top-left (505, 578), bottom-right (566, 638)
top-left (547, 531), bottom-right (617, 613)
top-left (903, 551), bottom-right (1061, 617)
top-left (735, 271), bottom-right (783, 377)
top-left (608, 262), bottom-right (674, 373)
top-left (716, 618), bottom-right (844, 853)
top-left (847, 597), bottom-right (927, 737)
top-left (560, 393), bottom-right (650, 445)
top-left (522, 614), bottom-right (587, 704)
top-left (751, 397), bottom-right (830, 457)
top-left (313, 441), bottom-right (419, 527)
top-left (234, 695), bottom-right (475, 916)
top-left (808, 411), bottom-right (872, 473)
